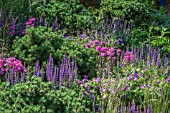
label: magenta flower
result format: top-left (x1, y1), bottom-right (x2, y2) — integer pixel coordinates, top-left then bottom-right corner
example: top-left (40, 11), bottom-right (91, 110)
top-left (0, 57), bottom-right (27, 75)
top-left (116, 49), bottom-right (122, 53)
top-left (31, 24), bottom-right (35, 27)
top-left (101, 41), bottom-right (106, 46)
top-left (29, 18), bottom-right (36, 22)
top-left (123, 51), bottom-right (134, 62)
top-left (22, 30), bottom-right (25, 34)
top-left (96, 46), bottom-right (101, 52)
top-left (123, 56), bottom-right (129, 61)
top-left (109, 47), bottom-right (114, 52)
top-left (25, 21), bottom-right (31, 25)
top-left (113, 56), bottom-right (116, 60)
top-left (106, 51), bottom-right (114, 57)
top-left (100, 47), bottom-right (108, 52)
top-left (99, 53), bottom-right (106, 57)
top-left (85, 43), bottom-right (91, 48)
top-left (129, 55), bottom-right (134, 61)
top-left (93, 39), bottom-right (99, 45)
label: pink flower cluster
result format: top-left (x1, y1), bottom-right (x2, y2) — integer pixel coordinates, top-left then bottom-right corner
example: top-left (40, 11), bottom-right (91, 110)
top-left (25, 18), bottom-right (36, 27)
top-left (0, 57), bottom-right (27, 75)
top-left (85, 40), bottom-right (122, 60)
top-left (85, 39), bottom-right (135, 63)
top-left (22, 18), bottom-right (36, 34)
top-left (123, 51), bottom-right (134, 62)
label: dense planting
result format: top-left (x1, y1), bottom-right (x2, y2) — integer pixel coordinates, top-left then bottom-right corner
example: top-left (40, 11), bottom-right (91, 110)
top-left (0, 0), bottom-right (170, 112)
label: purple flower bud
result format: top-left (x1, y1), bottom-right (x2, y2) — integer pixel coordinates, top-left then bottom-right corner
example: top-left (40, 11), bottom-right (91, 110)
top-left (142, 68), bottom-right (147, 71)
top-left (140, 85), bottom-right (144, 89)
top-left (82, 91), bottom-right (86, 97)
top-left (94, 77), bottom-right (99, 82)
top-left (78, 80), bottom-right (84, 85)
top-left (98, 31), bottom-right (102, 35)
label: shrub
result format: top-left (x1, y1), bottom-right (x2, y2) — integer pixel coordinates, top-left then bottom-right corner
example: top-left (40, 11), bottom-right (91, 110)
top-left (36, 0), bottom-right (96, 33)
top-left (95, 0), bottom-right (150, 27)
top-left (11, 26), bottom-right (63, 65)
top-left (0, 76), bottom-right (91, 113)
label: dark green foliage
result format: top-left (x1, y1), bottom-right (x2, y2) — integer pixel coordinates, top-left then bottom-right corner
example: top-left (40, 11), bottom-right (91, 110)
top-left (149, 9), bottom-right (170, 29)
top-left (0, 76), bottom-right (91, 113)
top-left (36, 0), bottom-right (96, 33)
top-left (95, 0), bottom-right (150, 27)
top-left (11, 26), bottom-right (63, 65)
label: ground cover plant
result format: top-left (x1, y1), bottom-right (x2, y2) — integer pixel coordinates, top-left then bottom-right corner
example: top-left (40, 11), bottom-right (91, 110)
top-left (0, 0), bottom-right (170, 112)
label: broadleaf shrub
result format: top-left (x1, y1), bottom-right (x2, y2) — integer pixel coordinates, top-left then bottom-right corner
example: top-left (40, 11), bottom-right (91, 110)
top-left (11, 26), bottom-right (63, 65)
top-left (0, 76), bottom-right (91, 113)
top-left (95, 0), bottom-right (150, 27)
top-left (36, 0), bottom-right (96, 33)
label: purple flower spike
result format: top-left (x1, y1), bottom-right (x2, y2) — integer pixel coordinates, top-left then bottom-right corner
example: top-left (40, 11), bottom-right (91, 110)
top-left (34, 60), bottom-right (40, 77)
top-left (82, 91), bottom-right (86, 97)
top-left (78, 80), bottom-right (84, 85)
top-left (104, 34), bottom-right (110, 37)
top-left (79, 34), bottom-right (84, 39)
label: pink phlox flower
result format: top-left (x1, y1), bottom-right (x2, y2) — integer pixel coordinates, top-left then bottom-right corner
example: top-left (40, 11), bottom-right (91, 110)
top-left (96, 46), bottom-right (101, 52)
top-left (101, 41), bottom-right (106, 46)
top-left (31, 24), bottom-right (35, 27)
top-left (109, 48), bottom-right (114, 52)
top-left (100, 47), bottom-right (108, 52)
top-left (25, 21), bottom-right (32, 25)
top-left (85, 43), bottom-right (91, 48)
top-left (99, 53), bottom-right (106, 57)
top-left (116, 49), bottom-right (122, 53)
top-left (29, 18), bottom-right (36, 22)
top-left (123, 51), bottom-right (134, 62)
top-left (92, 39), bottom-right (100, 45)
top-left (106, 51), bottom-right (114, 57)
